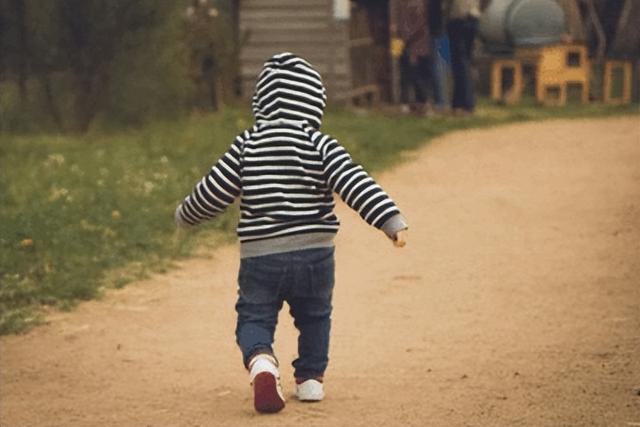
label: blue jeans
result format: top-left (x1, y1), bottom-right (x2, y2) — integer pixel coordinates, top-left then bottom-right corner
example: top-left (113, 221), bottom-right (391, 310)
top-left (235, 247), bottom-right (335, 380)
top-left (431, 36), bottom-right (449, 110)
top-left (448, 17), bottom-right (479, 112)
top-left (400, 53), bottom-right (435, 105)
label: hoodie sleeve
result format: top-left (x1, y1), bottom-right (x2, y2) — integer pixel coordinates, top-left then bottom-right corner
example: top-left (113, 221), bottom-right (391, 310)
top-left (311, 130), bottom-right (408, 237)
top-left (175, 132), bottom-right (245, 227)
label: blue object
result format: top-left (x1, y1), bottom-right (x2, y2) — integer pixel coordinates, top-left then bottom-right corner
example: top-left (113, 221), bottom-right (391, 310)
top-left (435, 35), bottom-right (451, 64)
top-left (432, 36), bottom-right (450, 108)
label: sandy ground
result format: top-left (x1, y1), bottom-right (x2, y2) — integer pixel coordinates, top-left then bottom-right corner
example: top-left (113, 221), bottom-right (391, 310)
top-left (1, 117), bottom-right (639, 427)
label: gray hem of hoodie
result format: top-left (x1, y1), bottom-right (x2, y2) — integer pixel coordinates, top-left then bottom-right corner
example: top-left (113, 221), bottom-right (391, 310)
top-left (240, 232), bottom-right (336, 259)
top-left (238, 214), bottom-right (408, 259)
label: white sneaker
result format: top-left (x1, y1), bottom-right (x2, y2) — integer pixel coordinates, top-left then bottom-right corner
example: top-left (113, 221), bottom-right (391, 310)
top-left (295, 379), bottom-right (325, 401)
top-left (248, 354), bottom-right (285, 413)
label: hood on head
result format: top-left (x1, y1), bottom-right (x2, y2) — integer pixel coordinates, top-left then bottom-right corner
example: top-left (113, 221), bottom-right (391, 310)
top-left (252, 52), bottom-right (327, 129)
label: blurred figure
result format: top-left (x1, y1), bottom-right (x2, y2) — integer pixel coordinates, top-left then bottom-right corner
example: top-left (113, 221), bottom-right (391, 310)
top-left (398, 0), bottom-right (433, 115)
top-left (185, 0), bottom-right (223, 111)
top-left (445, 0), bottom-right (482, 114)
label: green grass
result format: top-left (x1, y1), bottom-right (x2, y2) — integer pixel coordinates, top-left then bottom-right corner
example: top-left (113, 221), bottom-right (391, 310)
top-left (1, 101), bottom-right (638, 334)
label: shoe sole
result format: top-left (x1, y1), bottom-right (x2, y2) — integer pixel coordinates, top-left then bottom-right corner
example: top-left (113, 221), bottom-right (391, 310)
top-left (296, 391), bottom-right (324, 402)
top-left (253, 372), bottom-right (285, 413)
top-left (297, 396), bottom-right (324, 402)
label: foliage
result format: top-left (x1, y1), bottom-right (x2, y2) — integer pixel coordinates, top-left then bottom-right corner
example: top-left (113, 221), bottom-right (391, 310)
top-left (1, 103), bottom-right (638, 334)
top-left (0, 109), bottom-right (248, 333)
top-left (0, 0), bottom-right (238, 133)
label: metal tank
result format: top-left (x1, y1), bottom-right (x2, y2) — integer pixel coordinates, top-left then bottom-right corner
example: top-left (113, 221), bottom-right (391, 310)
top-left (479, 0), bottom-right (567, 50)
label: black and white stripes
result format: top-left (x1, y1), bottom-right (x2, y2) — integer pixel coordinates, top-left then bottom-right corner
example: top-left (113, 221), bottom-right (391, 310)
top-left (311, 131), bottom-right (400, 230)
top-left (176, 53), bottom-right (406, 253)
top-left (252, 52), bottom-right (327, 130)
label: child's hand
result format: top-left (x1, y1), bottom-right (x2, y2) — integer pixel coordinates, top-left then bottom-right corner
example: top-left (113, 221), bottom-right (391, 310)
top-left (392, 230), bottom-right (407, 248)
top-left (172, 226), bottom-right (187, 242)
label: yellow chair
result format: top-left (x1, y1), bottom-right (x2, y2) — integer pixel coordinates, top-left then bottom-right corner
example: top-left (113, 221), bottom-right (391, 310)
top-left (491, 59), bottom-right (523, 105)
top-left (516, 44), bottom-right (590, 105)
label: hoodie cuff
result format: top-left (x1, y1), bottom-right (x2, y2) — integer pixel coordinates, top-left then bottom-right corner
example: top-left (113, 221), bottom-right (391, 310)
top-left (174, 204), bottom-right (192, 229)
top-left (381, 214), bottom-right (408, 239)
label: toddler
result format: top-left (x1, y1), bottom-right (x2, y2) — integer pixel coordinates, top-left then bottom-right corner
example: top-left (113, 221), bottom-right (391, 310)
top-left (175, 52), bottom-right (407, 413)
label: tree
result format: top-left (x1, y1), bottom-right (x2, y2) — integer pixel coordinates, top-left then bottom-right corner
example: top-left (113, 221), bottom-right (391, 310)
top-left (0, 0), bottom-right (240, 133)
top-left (0, 0), bottom-right (29, 106)
top-left (53, 1), bottom-right (172, 131)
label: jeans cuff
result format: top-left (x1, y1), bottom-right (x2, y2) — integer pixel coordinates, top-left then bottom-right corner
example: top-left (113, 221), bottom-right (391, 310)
top-left (244, 347), bottom-right (277, 369)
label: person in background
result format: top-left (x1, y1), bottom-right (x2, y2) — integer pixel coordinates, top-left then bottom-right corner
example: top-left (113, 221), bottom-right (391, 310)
top-left (398, 0), bottom-right (433, 115)
top-left (445, 0), bottom-right (483, 115)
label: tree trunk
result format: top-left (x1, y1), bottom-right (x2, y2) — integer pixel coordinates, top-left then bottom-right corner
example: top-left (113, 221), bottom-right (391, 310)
top-left (40, 73), bottom-right (64, 131)
top-left (12, 0), bottom-right (28, 105)
top-left (73, 69), bottom-right (109, 133)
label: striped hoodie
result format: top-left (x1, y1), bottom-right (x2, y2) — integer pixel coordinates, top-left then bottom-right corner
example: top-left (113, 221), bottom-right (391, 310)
top-left (175, 52), bottom-right (407, 258)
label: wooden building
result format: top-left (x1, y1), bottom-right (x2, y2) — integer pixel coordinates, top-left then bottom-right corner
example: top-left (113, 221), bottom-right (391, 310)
top-left (238, 0), bottom-right (394, 102)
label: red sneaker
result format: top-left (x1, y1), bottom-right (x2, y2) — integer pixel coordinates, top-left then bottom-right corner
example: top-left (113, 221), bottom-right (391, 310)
top-left (249, 354), bottom-right (285, 413)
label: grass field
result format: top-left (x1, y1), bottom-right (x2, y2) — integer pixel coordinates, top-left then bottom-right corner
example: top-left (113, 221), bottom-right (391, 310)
top-left (1, 101), bottom-right (637, 334)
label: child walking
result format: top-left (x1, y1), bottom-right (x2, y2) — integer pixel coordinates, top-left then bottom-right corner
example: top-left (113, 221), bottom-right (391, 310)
top-left (175, 52), bottom-right (408, 413)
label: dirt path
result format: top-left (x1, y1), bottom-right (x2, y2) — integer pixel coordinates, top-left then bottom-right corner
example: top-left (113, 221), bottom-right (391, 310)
top-left (2, 117), bottom-right (640, 427)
